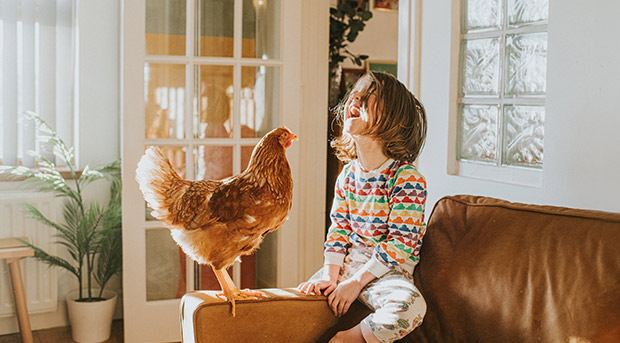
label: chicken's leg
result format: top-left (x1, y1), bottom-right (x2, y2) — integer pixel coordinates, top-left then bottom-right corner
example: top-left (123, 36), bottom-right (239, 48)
top-left (213, 268), bottom-right (264, 316)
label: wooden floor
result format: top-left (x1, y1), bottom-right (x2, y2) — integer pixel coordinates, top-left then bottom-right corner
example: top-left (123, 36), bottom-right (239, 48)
top-left (0, 320), bottom-right (123, 343)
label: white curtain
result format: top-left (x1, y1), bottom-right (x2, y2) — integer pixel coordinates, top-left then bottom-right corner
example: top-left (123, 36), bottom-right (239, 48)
top-left (1, 0), bottom-right (76, 167)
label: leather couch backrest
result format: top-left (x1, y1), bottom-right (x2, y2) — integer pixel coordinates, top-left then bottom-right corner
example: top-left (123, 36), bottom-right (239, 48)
top-left (409, 195), bottom-right (620, 343)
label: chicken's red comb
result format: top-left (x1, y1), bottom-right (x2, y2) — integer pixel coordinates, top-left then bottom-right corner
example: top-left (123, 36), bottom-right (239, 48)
top-left (281, 125), bottom-right (294, 134)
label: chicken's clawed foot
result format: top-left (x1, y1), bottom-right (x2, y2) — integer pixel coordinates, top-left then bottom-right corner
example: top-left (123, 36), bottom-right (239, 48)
top-left (215, 288), bottom-right (264, 317)
top-left (213, 268), bottom-right (264, 317)
top-left (216, 288), bottom-right (265, 300)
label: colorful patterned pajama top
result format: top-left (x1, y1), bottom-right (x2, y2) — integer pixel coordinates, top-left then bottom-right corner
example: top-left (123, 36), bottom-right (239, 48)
top-left (322, 158), bottom-right (428, 342)
top-left (324, 158), bottom-right (427, 277)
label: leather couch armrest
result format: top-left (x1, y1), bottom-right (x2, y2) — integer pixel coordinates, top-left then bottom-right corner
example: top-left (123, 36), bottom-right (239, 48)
top-left (181, 288), bottom-right (370, 343)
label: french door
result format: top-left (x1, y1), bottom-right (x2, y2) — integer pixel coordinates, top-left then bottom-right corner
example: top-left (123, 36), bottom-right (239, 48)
top-left (120, 0), bottom-right (327, 341)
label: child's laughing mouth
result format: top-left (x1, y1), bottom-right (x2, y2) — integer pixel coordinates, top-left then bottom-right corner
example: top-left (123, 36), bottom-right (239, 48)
top-left (346, 103), bottom-right (362, 120)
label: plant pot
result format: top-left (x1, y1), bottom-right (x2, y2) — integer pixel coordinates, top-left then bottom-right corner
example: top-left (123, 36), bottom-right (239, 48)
top-left (66, 289), bottom-right (117, 343)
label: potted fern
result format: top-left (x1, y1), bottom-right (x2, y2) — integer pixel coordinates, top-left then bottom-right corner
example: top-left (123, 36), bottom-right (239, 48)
top-left (0, 112), bottom-right (122, 343)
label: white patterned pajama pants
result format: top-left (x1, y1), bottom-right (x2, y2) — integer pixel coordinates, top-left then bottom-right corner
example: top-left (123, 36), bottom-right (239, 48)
top-left (312, 247), bottom-right (426, 343)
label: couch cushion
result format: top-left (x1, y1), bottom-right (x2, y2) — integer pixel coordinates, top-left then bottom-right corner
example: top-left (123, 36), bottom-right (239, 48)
top-left (408, 195), bottom-right (620, 343)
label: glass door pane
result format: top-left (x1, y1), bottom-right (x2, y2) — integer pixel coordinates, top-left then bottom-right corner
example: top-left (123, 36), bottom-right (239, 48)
top-left (241, 66), bottom-right (280, 138)
top-left (146, 0), bottom-right (186, 55)
top-left (194, 145), bottom-right (233, 180)
top-left (145, 64), bottom-right (186, 139)
top-left (242, 0), bottom-right (281, 59)
top-left (196, 0), bottom-right (234, 57)
top-left (195, 65), bottom-right (234, 138)
top-left (146, 228), bottom-right (184, 301)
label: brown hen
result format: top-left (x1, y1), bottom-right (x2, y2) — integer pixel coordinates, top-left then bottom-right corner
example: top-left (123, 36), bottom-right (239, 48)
top-left (135, 126), bottom-right (297, 316)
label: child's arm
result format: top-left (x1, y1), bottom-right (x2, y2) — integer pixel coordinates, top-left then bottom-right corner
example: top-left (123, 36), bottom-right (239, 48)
top-left (324, 165), bottom-right (353, 268)
top-left (299, 183), bottom-right (351, 297)
top-left (299, 166), bottom-right (353, 296)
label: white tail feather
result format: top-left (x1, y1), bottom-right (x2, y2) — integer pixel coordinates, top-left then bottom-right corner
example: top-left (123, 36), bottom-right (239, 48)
top-left (135, 147), bottom-right (182, 221)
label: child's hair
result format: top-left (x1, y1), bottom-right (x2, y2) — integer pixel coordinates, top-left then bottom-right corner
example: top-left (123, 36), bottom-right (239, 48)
top-left (331, 71), bottom-right (427, 163)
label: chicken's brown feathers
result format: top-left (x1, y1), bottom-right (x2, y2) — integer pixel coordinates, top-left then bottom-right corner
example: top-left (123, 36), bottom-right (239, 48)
top-left (135, 126), bottom-right (296, 270)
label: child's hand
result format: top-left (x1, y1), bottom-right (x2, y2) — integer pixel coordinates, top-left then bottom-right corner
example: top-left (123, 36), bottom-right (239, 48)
top-left (297, 279), bottom-right (337, 296)
top-left (297, 264), bottom-right (341, 296)
top-left (327, 278), bottom-right (363, 317)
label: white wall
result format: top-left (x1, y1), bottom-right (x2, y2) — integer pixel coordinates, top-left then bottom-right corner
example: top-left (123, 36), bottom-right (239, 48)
top-left (77, 0), bottom-right (121, 166)
top-left (417, 0), bottom-right (620, 214)
top-left (0, 0), bottom-right (121, 335)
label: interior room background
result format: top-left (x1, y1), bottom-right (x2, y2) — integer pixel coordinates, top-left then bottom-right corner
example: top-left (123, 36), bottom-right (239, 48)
top-left (1, 0), bottom-right (619, 337)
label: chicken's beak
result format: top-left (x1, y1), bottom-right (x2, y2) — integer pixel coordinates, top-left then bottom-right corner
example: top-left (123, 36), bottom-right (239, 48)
top-left (285, 136), bottom-right (297, 148)
top-left (284, 133), bottom-right (298, 149)
top-left (280, 126), bottom-right (298, 148)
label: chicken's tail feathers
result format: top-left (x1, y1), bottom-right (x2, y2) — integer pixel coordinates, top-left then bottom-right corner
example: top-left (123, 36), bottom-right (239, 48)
top-left (135, 147), bottom-right (187, 222)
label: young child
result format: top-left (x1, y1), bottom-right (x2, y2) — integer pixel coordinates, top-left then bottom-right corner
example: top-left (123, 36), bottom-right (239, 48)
top-left (298, 71), bottom-right (428, 343)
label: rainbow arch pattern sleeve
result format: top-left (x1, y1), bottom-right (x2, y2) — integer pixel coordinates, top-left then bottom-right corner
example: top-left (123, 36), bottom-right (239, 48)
top-left (324, 164), bottom-right (353, 267)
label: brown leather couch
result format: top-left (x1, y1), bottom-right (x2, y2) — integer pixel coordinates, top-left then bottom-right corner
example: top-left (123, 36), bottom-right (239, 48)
top-left (181, 195), bottom-right (620, 342)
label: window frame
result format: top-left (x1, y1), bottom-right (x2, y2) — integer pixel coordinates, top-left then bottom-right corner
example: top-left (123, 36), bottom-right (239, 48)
top-left (448, 0), bottom-right (547, 188)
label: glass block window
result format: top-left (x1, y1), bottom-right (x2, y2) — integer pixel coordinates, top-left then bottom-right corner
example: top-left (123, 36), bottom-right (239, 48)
top-left (457, 0), bottom-right (548, 169)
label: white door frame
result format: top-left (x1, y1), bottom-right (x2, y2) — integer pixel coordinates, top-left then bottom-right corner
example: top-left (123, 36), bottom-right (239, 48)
top-left (121, 0), bottom-right (328, 341)
top-left (398, 0), bottom-right (422, 95)
top-left (296, 0), bottom-right (330, 282)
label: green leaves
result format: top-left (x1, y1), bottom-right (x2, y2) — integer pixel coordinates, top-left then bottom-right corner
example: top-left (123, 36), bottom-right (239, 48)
top-left (95, 175), bottom-right (122, 298)
top-left (2, 113), bottom-right (122, 302)
top-left (329, 0), bottom-right (373, 76)
top-left (94, 225), bottom-right (122, 298)
top-left (79, 160), bottom-right (122, 190)
top-left (359, 10), bottom-right (372, 21)
top-left (17, 238), bottom-right (79, 278)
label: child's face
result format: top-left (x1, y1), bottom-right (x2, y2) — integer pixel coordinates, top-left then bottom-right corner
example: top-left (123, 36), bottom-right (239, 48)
top-left (343, 75), bottom-right (377, 137)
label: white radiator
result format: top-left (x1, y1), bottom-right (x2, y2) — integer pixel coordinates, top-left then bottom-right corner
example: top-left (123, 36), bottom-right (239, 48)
top-left (0, 192), bottom-right (58, 316)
